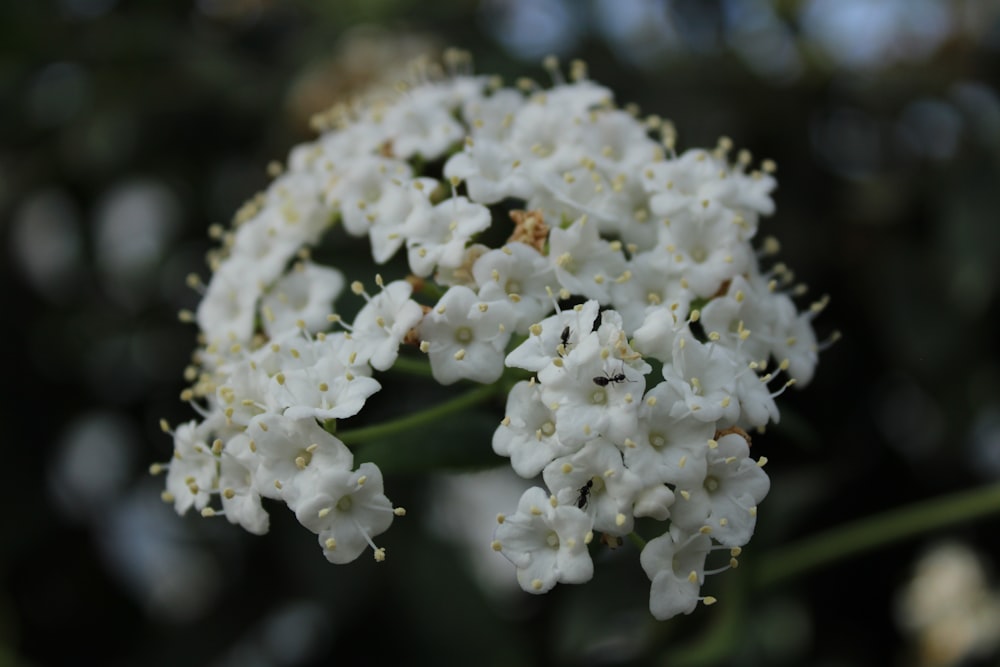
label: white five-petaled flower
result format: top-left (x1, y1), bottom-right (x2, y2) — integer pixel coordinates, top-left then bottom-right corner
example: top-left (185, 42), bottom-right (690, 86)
top-left (492, 486), bottom-right (594, 594)
top-left (419, 285), bottom-right (515, 384)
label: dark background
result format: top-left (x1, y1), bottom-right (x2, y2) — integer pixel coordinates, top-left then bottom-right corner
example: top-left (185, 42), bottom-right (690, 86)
top-left (3, 1), bottom-right (1000, 665)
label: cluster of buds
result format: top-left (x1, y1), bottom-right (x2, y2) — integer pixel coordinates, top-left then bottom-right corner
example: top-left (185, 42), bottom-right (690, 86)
top-left (154, 51), bottom-right (829, 619)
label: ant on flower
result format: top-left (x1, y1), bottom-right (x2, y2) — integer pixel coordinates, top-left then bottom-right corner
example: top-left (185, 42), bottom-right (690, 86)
top-left (592, 366), bottom-right (631, 387)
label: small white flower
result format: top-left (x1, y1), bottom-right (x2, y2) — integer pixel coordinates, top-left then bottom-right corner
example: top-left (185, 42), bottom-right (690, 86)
top-left (537, 330), bottom-right (646, 447)
top-left (406, 196), bottom-right (491, 277)
top-left (664, 331), bottom-right (741, 424)
top-left (505, 300), bottom-right (601, 374)
top-left (670, 433), bottom-right (770, 547)
top-left (548, 216), bottom-right (626, 303)
top-left (492, 486), bottom-right (594, 594)
top-left (164, 419), bottom-right (218, 514)
top-left (542, 438), bottom-right (644, 536)
top-left (419, 285), bottom-right (515, 384)
top-left (640, 525), bottom-right (713, 620)
top-left (219, 433), bottom-right (269, 535)
top-left (246, 413), bottom-right (353, 507)
top-left (294, 462), bottom-right (396, 564)
top-left (493, 380), bottom-right (576, 478)
top-left (350, 279), bottom-right (425, 371)
top-left (260, 262), bottom-right (345, 337)
top-left (473, 243), bottom-right (557, 334)
top-left (623, 381), bottom-right (713, 488)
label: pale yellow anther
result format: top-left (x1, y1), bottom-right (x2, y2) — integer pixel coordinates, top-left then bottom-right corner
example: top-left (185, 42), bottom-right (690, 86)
top-left (161, 490), bottom-right (175, 503)
top-left (531, 579), bottom-right (544, 591)
top-left (529, 505), bottom-right (542, 516)
top-left (707, 439), bottom-right (718, 449)
top-left (757, 457), bottom-right (768, 467)
top-left (295, 456), bottom-right (307, 470)
top-left (719, 518), bottom-right (729, 527)
top-left (491, 540), bottom-right (502, 551)
top-left (201, 507), bottom-right (216, 517)
top-left (688, 571), bottom-right (699, 583)
top-left (702, 596), bottom-right (718, 606)
top-left (357, 475), bottom-right (368, 486)
top-left (394, 507), bottom-right (406, 516)
top-left (678, 455), bottom-right (687, 468)
top-left (699, 525), bottom-right (712, 534)
top-left (318, 507), bottom-right (331, 519)
top-left (749, 506), bottom-right (758, 517)
top-left (680, 490), bottom-right (691, 501)
top-left (496, 513), bottom-right (506, 524)
top-left (325, 538), bottom-right (336, 550)
top-left (615, 513), bottom-right (626, 527)
top-left (373, 548), bottom-right (386, 562)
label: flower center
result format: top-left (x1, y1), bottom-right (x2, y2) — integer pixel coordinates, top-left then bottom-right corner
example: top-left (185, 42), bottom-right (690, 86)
top-left (649, 432), bottom-right (667, 449)
top-left (506, 279), bottom-right (522, 294)
top-left (546, 531), bottom-right (560, 548)
top-left (690, 246), bottom-right (707, 263)
top-left (704, 476), bottom-right (720, 493)
top-left (455, 326), bottom-right (474, 344)
top-left (540, 420), bottom-right (556, 437)
top-left (590, 388), bottom-right (607, 405)
top-left (337, 496), bottom-right (353, 512)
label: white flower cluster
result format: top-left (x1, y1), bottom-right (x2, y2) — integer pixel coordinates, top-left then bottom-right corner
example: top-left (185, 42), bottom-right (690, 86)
top-left (156, 52), bottom-right (828, 618)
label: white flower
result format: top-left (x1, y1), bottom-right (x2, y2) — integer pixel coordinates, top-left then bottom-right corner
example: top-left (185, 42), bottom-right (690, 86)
top-left (664, 331), bottom-right (741, 424)
top-left (542, 438), bottom-right (644, 536)
top-left (270, 354), bottom-right (381, 422)
top-left (640, 525), bottom-right (713, 620)
top-left (406, 196), bottom-right (491, 278)
top-left (504, 300), bottom-right (601, 374)
top-left (443, 138), bottom-right (532, 204)
top-left (350, 279), bottom-right (425, 371)
top-left (536, 329), bottom-right (646, 447)
top-left (472, 243), bottom-right (557, 334)
top-left (260, 262), bottom-right (345, 337)
top-left (492, 486), bottom-right (594, 594)
top-left (294, 462), bottom-right (396, 564)
top-left (623, 381), bottom-right (713, 489)
top-left (196, 255), bottom-right (264, 345)
top-left (246, 413), bottom-right (353, 507)
top-left (419, 285), bottom-right (515, 384)
top-left (669, 433), bottom-right (770, 547)
top-left (493, 380), bottom-right (577, 478)
top-left (218, 433), bottom-right (269, 535)
top-left (548, 216), bottom-right (627, 303)
top-left (164, 419), bottom-right (218, 514)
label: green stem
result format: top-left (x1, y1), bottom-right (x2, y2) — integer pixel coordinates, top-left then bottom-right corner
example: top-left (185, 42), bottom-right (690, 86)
top-left (337, 383), bottom-right (500, 445)
top-left (627, 531), bottom-right (647, 551)
top-left (755, 480), bottom-right (1000, 588)
top-left (386, 355), bottom-right (435, 378)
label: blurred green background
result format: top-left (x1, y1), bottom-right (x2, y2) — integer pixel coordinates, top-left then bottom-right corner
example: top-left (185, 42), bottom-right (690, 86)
top-left (3, 0), bottom-right (1000, 665)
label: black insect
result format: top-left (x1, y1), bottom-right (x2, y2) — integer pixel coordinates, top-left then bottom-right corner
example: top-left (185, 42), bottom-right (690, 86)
top-left (592, 370), bottom-right (629, 387)
top-left (557, 326), bottom-right (571, 357)
top-left (576, 479), bottom-right (594, 509)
